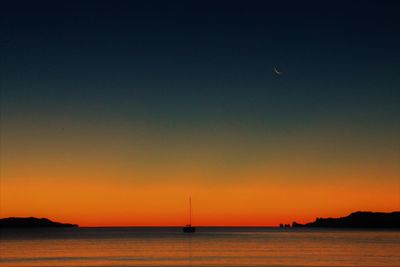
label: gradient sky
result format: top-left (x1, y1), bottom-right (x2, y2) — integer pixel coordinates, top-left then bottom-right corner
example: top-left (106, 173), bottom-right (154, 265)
top-left (1, 0), bottom-right (399, 226)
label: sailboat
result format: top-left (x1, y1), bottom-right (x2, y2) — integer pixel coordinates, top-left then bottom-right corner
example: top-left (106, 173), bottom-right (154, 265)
top-left (183, 196), bottom-right (196, 233)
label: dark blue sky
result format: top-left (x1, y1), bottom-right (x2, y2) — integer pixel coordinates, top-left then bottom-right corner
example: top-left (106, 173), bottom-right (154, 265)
top-left (1, 0), bottom-right (400, 135)
top-left (2, 1), bottom-right (400, 225)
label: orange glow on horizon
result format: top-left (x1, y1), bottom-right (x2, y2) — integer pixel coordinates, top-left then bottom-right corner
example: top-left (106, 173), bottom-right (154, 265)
top-left (1, 119), bottom-right (399, 227)
top-left (1, 178), bottom-right (399, 227)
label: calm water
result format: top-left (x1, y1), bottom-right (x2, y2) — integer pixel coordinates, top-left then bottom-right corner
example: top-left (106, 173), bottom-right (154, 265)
top-left (1, 227), bottom-right (399, 267)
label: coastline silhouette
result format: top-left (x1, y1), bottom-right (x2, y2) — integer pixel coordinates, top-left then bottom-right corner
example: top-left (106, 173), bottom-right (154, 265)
top-left (0, 217), bottom-right (78, 228)
top-left (292, 211), bottom-right (400, 228)
top-left (2, 211), bottom-right (399, 229)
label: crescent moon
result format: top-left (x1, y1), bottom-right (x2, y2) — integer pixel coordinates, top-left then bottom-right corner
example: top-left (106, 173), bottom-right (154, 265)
top-left (274, 67), bottom-right (282, 75)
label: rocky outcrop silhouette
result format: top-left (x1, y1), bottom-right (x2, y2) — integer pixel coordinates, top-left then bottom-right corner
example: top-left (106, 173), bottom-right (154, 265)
top-left (0, 217), bottom-right (78, 228)
top-left (292, 211), bottom-right (400, 228)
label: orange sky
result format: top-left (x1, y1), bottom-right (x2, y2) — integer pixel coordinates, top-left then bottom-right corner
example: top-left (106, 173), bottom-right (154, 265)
top-left (1, 118), bottom-right (400, 226)
top-left (1, 168), bottom-right (399, 226)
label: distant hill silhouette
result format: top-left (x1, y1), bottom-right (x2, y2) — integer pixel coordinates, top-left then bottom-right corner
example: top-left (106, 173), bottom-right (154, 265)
top-left (0, 217), bottom-right (78, 228)
top-left (292, 211), bottom-right (400, 228)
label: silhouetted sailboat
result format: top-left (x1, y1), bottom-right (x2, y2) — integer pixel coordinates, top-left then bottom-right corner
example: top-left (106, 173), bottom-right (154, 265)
top-left (183, 196), bottom-right (196, 233)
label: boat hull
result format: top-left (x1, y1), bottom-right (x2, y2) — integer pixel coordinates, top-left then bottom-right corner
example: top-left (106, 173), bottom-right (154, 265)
top-left (183, 226), bottom-right (196, 233)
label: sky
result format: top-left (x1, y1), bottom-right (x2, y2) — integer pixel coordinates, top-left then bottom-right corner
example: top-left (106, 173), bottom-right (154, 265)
top-left (1, 0), bottom-right (399, 226)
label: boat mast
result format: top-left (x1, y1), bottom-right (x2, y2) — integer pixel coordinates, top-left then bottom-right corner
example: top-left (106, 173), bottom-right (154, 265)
top-left (189, 196), bottom-right (192, 226)
top-left (183, 196), bottom-right (195, 232)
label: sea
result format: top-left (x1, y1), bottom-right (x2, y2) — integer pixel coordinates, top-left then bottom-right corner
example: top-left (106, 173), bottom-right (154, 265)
top-left (1, 227), bottom-right (399, 267)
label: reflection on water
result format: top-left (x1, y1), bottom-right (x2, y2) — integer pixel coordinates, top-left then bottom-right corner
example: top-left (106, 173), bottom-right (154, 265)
top-left (1, 227), bottom-right (399, 266)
